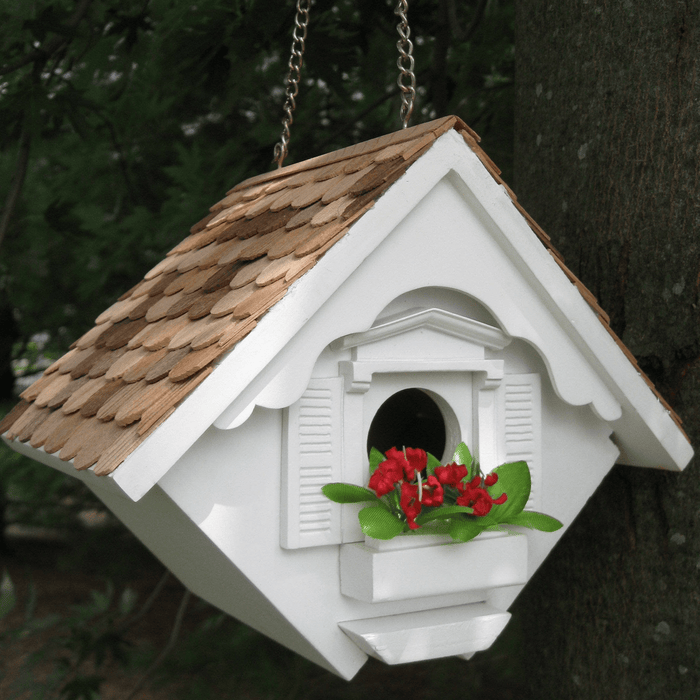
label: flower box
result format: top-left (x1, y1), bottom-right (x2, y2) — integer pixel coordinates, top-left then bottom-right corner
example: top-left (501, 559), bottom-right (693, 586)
top-left (339, 530), bottom-right (528, 603)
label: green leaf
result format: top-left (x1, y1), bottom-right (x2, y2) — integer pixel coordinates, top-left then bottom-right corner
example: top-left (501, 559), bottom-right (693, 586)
top-left (448, 517), bottom-right (486, 542)
top-left (426, 452), bottom-right (441, 476)
top-left (358, 506), bottom-right (405, 539)
top-left (416, 505), bottom-right (474, 525)
top-left (487, 461), bottom-right (531, 522)
top-left (452, 442), bottom-right (473, 470)
top-left (322, 483), bottom-right (379, 504)
top-left (0, 570), bottom-right (17, 620)
top-left (368, 447), bottom-right (385, 475)
top-left (505, 511), bottom-right (563, 532)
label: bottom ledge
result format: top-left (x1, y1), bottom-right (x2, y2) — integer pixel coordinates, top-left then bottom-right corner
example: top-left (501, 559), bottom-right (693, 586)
top-left (339, 603), bottom-right (511, 665)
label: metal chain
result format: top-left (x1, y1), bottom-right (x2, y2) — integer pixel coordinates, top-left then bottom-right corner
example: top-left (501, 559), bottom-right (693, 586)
top-left (395, 0), bottom-right (416, 129)
top-left (273, 0), bottom-right (311, 168)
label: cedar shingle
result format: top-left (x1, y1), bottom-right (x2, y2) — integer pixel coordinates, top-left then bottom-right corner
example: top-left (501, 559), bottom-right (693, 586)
top-left (24, 406), bottom-right (62, 446)
top-left (217, 317), bottom-right (257, 349)
top-left (168, 344), bottom-right (225, 382)
top-left (59, 418), bottom-right (101, 461)
top-left (47, 375), bottom-right (89, 410)
top-left (189, 315), bottom-right (233, 350)
top-left (145, 291), bottom-right (187, 323)
top-left (295, 219), bottom-right (348, 257)
top-left (148, 270), bottom-right (180, 297)
top-left (57, 347), bottom-right (95, 376)
top-left (144, 347), bottom-right (191, 383)
top-left (92, 423), bottom-right (142, 476)
top-left (163, 291), bottom-right (200, 320)
top-left (210, 283), bottom-right (256, 318)
top-left (115, 379), bottom-right (172, 427)
top-left (73, 322), bottom-right (113, 350)
top-left (104, 346), bottom-right (151, 381)
top-left (21, 371), bottom-right (64, 403)
top-left (72, 419), bottom-right (125, 470)
top-left (8, 403), bottom-right (49, 442)
top-left (201, 263), bottom-right (243, 293)
top-left (168, 318), bottom-right (213, 350)
top-left (187, 287), bottom-right (230, 320)
top-left (70, 347), bottom-right (110, 379)
top-left (100, 319), bottom-right (150, 350)
top-left (142, 314), bottom-right (192, 351)
top-left (62, 376), bottom-right (108, 414)
top-left (43, 412), bottom-right (85, 454)
top-left (40, 348), bottom-right (80, 377)
top-left (310, 195), bottom-right (352, 227)
top-left (80, 379), bottom-right (126, 418)
top-left (320, 166), bottom-right (374, 204)
top-left (0, 399), bottom-right (30, 435)
top-left (230, 257), bottom-right (270, 289)
top-left (96, 381), bottom-right (145, 422)
top-left (122, 347), bottom-right (169, 383)
top-left (137, 366), bottom-right (213, 436)
top-left (285, 201), bottom-right (324, 230)
top-left (88, 347), bottom-right (127, 378)
top-left (255, 254), bottom-right (296, 286)
top-left (268, 222), bottom-right (316, 259)
top-left (232, 279), bottom-right (287, 320)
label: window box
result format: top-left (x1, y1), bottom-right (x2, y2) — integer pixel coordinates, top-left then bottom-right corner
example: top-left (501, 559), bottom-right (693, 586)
top-left (339, 531), bottom-right (528, 603)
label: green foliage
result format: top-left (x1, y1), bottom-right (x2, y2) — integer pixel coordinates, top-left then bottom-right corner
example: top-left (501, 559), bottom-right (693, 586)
top-left (321, 482), bottom-right (379, 504)
top-left (0, 573), bottom-right (140, 700)
top-left (325, 442), bottom-right (563, 542)
top-left (358, 505), bottom-right (405, 539)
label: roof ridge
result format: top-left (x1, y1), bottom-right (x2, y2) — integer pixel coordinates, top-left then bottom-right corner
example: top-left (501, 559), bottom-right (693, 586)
top-left (231, 115), bottom-right (467, 194)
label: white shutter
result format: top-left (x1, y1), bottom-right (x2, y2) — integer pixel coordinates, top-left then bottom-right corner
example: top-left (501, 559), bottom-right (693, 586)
top-left (281, 377), bottom-right (343, 549)
top-left (497, 374), bottom-right (541, 511)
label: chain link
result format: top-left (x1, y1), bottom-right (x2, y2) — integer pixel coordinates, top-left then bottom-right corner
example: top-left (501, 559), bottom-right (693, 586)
top-left (395, 0), bottom-right (416, 129)
top-left (273, 0), bottom-right (311, 168)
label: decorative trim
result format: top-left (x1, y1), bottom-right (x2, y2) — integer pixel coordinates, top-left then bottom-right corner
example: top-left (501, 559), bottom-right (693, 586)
top-left (339, 359), bottom-right (504, 394)
top-left (332, 308), bottom-right (511, 352)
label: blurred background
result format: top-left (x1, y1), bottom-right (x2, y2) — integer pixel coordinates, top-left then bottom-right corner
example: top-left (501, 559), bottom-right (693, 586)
top-left (1, 1), bottom-right (698, 699)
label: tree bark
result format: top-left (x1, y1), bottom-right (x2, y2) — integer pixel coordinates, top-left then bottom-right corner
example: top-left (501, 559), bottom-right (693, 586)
top-left (513, 1), bottom-right (699, 698)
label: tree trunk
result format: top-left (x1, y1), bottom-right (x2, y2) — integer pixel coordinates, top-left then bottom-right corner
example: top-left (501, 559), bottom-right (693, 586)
top-left (512, 1), bottom-right (700, 698)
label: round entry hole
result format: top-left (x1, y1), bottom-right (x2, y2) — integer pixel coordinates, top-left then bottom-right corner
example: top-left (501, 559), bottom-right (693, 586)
top-left (367, 388), bottom-right (446, 459)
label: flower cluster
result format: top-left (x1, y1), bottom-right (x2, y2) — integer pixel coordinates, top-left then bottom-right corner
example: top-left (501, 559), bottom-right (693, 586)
top-left (367, 446), bottom-right (507, 529)
top-left (322, 441), bottom-right (563, 542)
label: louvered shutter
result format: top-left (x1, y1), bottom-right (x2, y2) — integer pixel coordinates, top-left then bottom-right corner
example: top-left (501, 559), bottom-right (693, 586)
top-left (281, 377), bottom-right (343, 549)
top-left (497, 374), bottom-right (542, 511)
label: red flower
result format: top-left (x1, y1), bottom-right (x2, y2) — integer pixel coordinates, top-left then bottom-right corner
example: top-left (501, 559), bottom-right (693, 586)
top-left (368, 457), bottom-right (404, 497)
top-left (397, 446), bottom-right (428, 481)
top-left (455, 476), bottom-right (507, 517)
top-left (400, 482), bottom-right (422, 529)
top-left (420, 475), bottom-right (444, 507)
top-left (434, 462), bottom-right (468, 486)
top-left (484, 472), bottom-right (498, 487)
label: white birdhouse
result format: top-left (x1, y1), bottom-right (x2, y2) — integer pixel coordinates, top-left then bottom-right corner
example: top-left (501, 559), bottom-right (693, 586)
top-left (2, 116), bottom-right (692, 680)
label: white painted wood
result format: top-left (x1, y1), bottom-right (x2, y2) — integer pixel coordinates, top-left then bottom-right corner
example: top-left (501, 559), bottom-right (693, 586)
top-left (339, 603), bottom-right (512, 664)
top-left (333, 308), bottom-right (511, 353)
top-left (339, 532), bottom-right (527, 603)
top-left (497, 373), bottom-right (542, 510)
top-left (281, 377), bottom-right (344, 548)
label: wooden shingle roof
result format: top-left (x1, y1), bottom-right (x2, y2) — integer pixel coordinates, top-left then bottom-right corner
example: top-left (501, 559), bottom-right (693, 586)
top-left (0, 115), bottom-right (687, 479)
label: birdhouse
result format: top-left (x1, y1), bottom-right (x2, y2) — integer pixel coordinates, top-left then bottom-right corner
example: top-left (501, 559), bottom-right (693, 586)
top-left (2, 116), bottom-right (692, 680)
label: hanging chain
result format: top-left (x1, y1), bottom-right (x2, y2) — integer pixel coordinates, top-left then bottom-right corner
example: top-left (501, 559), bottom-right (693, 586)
top-left (395, 0), bottom-right (416, 129)
top-left (273, 0), bottom-right (311, 168)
